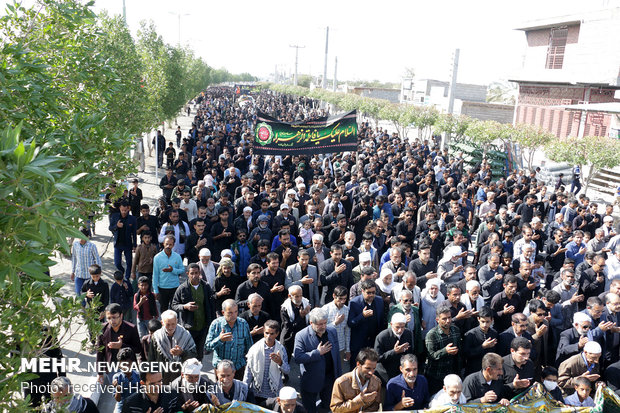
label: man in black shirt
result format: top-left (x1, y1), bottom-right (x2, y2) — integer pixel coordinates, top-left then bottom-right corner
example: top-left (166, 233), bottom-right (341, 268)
top-left (274, 229), bottom-right (299, 269)
top-left (260, 253), bottom-right (287, 320)
top-left (463, 306), bottom-right (499, 375)
top-left (121, 371), bottom-right (184, 413)
top-left (408, 245), bottom-right (437, 290)
top-left (235, 264), bottom-right (271, 312)
top-left (490, 275), bottom-right (522, 332)
top-left (502, 337), bottom-right (535, 399)
top-left (319, 244), bottom-right (353, 303)
top-left (239, 293), bottom-right (271, 344)
top-left (82, 264), bottom-right (109, 322)
top-left (185, 219), bottom-right (208, 265)
top-left (159, 168), bottom-right (177, 204)
top-left (396, 207), bottom-right (417, 245)
top-left (137, 204), bottom-right (160, 242)
top-left (463, 352), bottom-right (509, 405)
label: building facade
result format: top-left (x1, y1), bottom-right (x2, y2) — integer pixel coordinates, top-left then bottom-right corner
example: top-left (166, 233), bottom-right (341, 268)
top-left (510, 7), bottom-right (620, 138)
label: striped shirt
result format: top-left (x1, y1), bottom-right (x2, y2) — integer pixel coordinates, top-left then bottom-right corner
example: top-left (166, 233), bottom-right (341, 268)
top-left (71, 241), bottom-right (102, 279)
top-left (205, 316), bottom-right (253, 370)
top-left (256, 344), bottom-right (275, 399)
top-left (325, 301), bottom-right (350, 352)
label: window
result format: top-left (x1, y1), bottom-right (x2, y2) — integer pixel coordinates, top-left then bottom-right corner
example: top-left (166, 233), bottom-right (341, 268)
top-left (546, 27), bottom-right (568, 69)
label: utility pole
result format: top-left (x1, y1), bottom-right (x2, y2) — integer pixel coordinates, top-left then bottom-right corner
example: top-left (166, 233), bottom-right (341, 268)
top-left (122, 0), bottom-right (126, 23)
top-left (333, 57), bottom-right (338, 92)
top-left (447, 48), bottom-right (460, 115)
top-left (444, 48), bottom-right (460, 150)
top-left (289, 44), bottom-right (305, 86)
top-left (322, 26), bottom-right (329, 89)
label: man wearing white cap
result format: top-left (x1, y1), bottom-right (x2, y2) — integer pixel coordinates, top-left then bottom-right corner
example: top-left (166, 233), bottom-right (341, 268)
top-left (274, 203), bottom-right (298, 238)
top-left (197, 248), bottom-right (218, 290)
top-left (556, 312), bottom-right (594, 366)
top-left (170, 358), bottom-right (214, 408)
top-left (352, 252), bottom-right (375, 285)
top-left (374, 313), bottom-right (415, 384)
top-left (268, 386), bottom-right (306, 413)
top-left (233, 206), bottom-right (255, 235)
top-left (558, 340), bottom-right (601, 393)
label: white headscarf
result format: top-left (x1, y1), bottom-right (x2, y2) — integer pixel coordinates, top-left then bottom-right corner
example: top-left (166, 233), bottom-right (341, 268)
top-left (439, 246), bottom-right (463, 266)
top-left (421, 278), bottom-right (445, 303)
top-left (378, 267), bottom-right (397, 294)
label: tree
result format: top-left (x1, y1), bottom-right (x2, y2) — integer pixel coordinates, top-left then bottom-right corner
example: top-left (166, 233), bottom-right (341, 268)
top-left (96, 13), bottom-right (149, 137)
top-left (379, 103), bottom-right (406, 138)
top-left (413, 107), bottom-right (439, 141)
top-left (512, 123), bottom-right (554, 172)
top-left (297, 74), bottom-right (312, 88)
top-left (403, 67), bottom-right (416, 79)
top-left (0, 1), bottom-right (249, 409)
top-left (434, 113), bottom-right (472, 146)
top-left (487, 80), bottom-right (517, 105)
top-left (546, 135), bottom-right (620, 195)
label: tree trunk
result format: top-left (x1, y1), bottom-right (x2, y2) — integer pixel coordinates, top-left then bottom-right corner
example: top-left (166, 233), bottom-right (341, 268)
top-left (146, 131), bottom-right (152, 157)
top-left (584, 164), bottom-right (596, 196)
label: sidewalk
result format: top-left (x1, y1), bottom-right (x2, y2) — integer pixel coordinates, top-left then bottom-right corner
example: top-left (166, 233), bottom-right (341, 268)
top-left (49, 109), bottom-right (196, 409)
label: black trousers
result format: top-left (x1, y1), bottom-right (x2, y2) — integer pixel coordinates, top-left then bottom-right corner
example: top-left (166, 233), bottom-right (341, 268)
top-left (158, 287), bottom-right (176, 312)
top-left (189, 327), bottom-right (208, 361)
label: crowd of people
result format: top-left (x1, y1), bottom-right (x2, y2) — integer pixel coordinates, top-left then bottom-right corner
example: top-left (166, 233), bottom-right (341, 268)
top-left (49, 86), bottom-right (620, 413)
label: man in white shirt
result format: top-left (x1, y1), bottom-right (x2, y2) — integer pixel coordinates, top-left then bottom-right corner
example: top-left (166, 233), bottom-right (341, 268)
top-left (324, 285), bottom-right (351, 371)
top-left (180, 190), bottom-right (198, 222)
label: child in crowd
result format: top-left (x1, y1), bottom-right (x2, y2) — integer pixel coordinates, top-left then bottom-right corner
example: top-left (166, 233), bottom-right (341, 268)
top-left (140, 319), bottom-right (162, 362)
top-left (564, 377), bottom-right (594, 407)
top-left (541, 366), bottom-right (564, 403)
top-left (531, 255), bottom-right (546, 288)
top-left (112, 348), bottom-right (140, 413)
top-left (502, 231), bottom-right (514, 257)
top-left (110, 270), bottom-right (133, 323)
top-left (133, 276), bottom-right (159, 339)
top-left (299, 219), bottom-right (314, 247)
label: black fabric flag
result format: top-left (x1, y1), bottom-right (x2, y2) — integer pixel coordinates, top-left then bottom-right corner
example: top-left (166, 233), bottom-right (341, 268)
top-left (253, 110), bottom-right (358, 155)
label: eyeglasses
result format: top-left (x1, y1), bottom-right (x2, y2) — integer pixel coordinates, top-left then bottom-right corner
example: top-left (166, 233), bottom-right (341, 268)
top-left (402, 299), bottom-right (412, 303)
top-left (365, 291), bottom-right (376, 295)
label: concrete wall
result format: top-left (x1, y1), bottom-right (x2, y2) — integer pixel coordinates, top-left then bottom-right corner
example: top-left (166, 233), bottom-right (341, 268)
top-left (461, 101), bottom-right (515, 124)
top-left (353, 88), bottom-right (400, 103)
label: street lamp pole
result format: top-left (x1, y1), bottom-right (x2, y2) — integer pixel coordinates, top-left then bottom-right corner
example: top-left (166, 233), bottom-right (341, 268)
top-left (168, 12), bottom-right (190, 46)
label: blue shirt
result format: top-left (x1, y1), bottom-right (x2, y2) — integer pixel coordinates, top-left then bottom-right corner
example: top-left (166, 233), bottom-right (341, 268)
top-left (205, 317), bottom-right (253, 370)
top-left (385, 374), bottom-right (430, 411)
top-left (71, 241), bottom-right (102, 279)
top-left (270, 234), bottom-right (298, 251)
top-left (564, 392), bottom-right (594, 407)
top-left (232, 242), bottom-right (252, 278)
top-left (373, 203), bottom-right (394, 223)
top-left (152, 250), bottom-right (185, 294)
top-left (566, 241), bottom-right (586, 266)
top-left (112, 370), bottom-right (140, 407)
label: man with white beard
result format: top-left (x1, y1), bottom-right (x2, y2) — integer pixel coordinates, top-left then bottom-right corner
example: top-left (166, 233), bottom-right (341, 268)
top-left (170, 358), bottom-right (215, 409)
top-left (280, 285), bottom-right (311, 359)
top-left (197, 248), bottom-right (218, 289)
top-left (429, 374), bottom-right (467, 408)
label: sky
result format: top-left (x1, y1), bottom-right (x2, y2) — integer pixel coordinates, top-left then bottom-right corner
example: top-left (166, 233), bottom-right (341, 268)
top-left (6, 0), bottom-right (618, 86)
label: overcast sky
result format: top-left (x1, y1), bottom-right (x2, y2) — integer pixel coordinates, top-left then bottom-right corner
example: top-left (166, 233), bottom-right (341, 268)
top-left (6, 0), bottom-right (618, 85)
